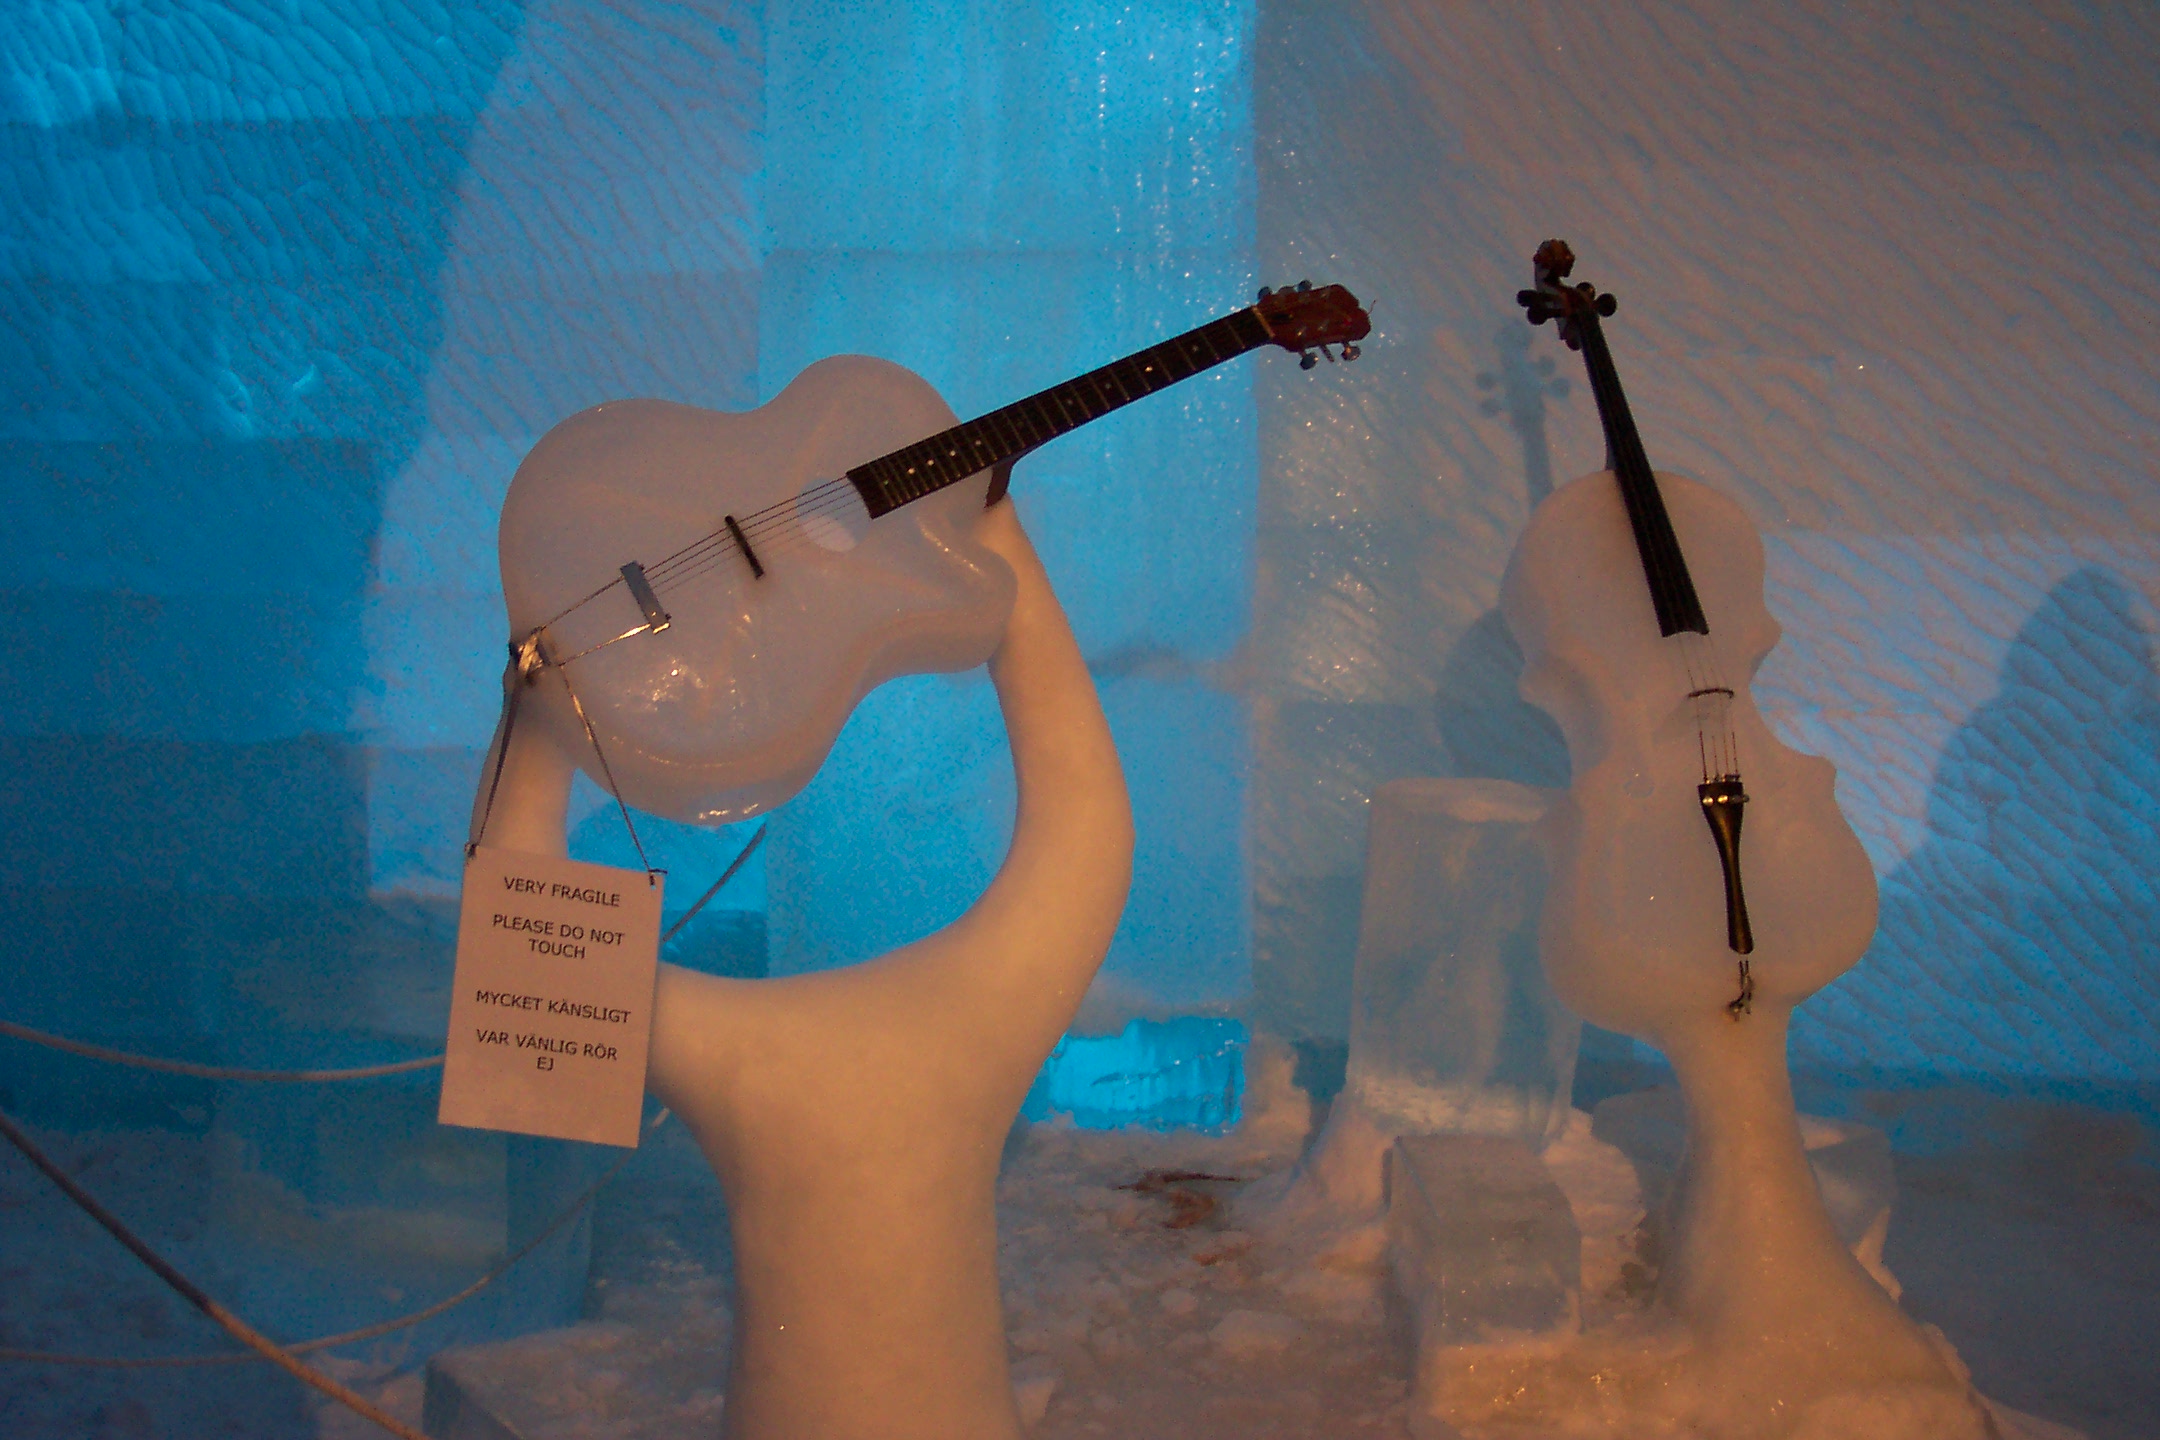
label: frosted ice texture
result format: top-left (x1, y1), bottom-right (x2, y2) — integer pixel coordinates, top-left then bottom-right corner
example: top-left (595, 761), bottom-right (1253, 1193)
top-left (5, 0), bottom-right (2155, 1237)
top-left (0, 0), bottom-right (764, 1360)
top-left (1252, 1), bottom-right (2160, 1085)
top-left (757, 1), bottom-right (1262, 1024)
top-left (1387, 1132), bottom-right (1581, 1345)
top-left (1020, 1017), bottom-right (1247, 1132)
top-left (1344, 778), bottom-right (1577, 1146)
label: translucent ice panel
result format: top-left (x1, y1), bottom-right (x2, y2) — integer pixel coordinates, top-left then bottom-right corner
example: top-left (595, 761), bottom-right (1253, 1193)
top-left (1022, 1017), bottom-right (1248, 1133)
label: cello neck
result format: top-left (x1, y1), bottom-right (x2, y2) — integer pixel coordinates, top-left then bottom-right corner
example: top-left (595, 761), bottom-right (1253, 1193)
top-left (1572, 308), bottom-right (1708, 639)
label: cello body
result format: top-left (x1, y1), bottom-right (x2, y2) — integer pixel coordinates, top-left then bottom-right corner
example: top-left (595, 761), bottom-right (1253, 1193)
top-left (499, 356), bottom-right (1014, 825)
top-left (1500, 468), bottom-right (1878, 1035)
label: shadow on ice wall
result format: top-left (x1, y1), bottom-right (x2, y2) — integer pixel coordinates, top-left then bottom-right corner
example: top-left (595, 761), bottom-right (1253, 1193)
top-left (1808, 567), bottom-right (2160, 1100)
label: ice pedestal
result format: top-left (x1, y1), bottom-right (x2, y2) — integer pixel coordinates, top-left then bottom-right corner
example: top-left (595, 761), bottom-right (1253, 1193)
top-left (1387, 1133), bottom-right (1581, 1348)
top-left (1248, 778), bottom-right (1574, 1233)
top-left (1593, 1087), bottom-right (1901, 1297)
top-left (1346, 779), bottom-right (1575, 1144)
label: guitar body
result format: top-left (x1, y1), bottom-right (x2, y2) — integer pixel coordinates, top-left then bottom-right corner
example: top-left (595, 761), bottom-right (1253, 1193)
top-left (491, 284), bottom-right (1369, 824)
top-left (499, 355), bottom-right (1015, 824)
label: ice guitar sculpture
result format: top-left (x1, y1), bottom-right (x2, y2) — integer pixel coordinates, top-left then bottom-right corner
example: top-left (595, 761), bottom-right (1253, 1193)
top-left (495, 283), bottom-right (1370, 823)
top-left (474, 503), bottom-right (1139, 1439)
top-left (1500, 243), bottom-right (1991, 1436)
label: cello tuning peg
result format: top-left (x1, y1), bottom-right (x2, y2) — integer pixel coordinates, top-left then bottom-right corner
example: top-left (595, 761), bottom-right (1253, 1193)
top-left (1341, 342), bottom-right (1361, 362)
top-left (1596, 293), bottom-right (1618, 317)
top-left (1258, 285), bottom-right (1274, 299)
top-left (1300, 349), bottom-right (1318, 370)
top-left (1296, 279), bottom-right (1313, 292)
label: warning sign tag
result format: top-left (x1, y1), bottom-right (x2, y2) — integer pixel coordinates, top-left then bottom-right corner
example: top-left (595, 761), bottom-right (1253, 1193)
top-left (438, 846), bottom-right (663, 1148)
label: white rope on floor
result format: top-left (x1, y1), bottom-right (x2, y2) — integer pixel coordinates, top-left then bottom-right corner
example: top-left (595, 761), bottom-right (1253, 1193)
top-left (0, 1102), bottom-right (434, 1439)
top-left (0, 1020), bottom-right (442, 1082)
top-left (0, 1108), bottom-right (668, 1371)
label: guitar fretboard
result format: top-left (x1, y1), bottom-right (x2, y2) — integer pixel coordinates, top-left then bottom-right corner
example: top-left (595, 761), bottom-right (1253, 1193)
top-left (1574, 312), bottom-right (1708, 638)
top-left (848, 307), bottom-right (1274, 518)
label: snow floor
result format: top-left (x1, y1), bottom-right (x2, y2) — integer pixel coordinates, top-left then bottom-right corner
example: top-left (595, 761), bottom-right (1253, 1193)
top-left (1, 1073), bottom-right (2154, 1439)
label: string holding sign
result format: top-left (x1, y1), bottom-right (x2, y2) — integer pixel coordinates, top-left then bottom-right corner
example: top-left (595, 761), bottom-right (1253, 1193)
top-left (469, 632), bottom-right (661, 884)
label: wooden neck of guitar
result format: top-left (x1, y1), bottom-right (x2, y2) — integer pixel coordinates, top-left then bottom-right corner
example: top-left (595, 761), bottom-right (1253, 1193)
top-left (847, 307), bottom-right (1273, 519)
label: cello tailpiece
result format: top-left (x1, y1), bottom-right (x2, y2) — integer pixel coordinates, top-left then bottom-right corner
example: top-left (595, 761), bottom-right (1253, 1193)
top-left (1698, 778), bottom-right (1755, 958)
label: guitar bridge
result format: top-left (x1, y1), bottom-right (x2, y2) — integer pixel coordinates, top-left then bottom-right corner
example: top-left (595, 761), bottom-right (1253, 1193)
top-left (619, 561), bottom-right (671, 633)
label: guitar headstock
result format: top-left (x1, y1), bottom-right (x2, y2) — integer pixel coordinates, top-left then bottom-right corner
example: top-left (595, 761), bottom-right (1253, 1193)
top-left (1516, 238), bottom-right (1616, 351)
top-left (1255, 281), bottom-right (1372, 369)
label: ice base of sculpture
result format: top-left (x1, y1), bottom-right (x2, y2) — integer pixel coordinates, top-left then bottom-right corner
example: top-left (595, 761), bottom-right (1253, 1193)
top-left (461, 500), bottom-right (1133, 1440)
top-left (1244, 778), bottom-right (1574, 1248)
top-left (1413, 467), bottom-right (1997, 1439)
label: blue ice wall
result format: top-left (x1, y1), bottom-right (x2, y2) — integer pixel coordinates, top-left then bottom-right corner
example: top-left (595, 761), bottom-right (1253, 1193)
top-left (0, 0), bottom-right (767, 1364)
top-left (0, 0), bottom-right (526, 1061)
top-left (1022, 1016), bottom-right (1248, 1133)
top-left (758, 0), bottom-right (1260, 1026)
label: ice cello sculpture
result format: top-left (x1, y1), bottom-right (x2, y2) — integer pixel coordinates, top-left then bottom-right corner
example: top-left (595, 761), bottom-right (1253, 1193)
top-left (1517, 241), bottom-right (1760, 1005)
top-left (471, 499), bottom-right (1132, 1438)
top-left (1498, 243), bottom-right (1993, 1434)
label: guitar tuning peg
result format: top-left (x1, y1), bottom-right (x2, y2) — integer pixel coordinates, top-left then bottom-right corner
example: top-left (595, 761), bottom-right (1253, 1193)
top-left (1258, 286), bottom-right (1274, 299)
top-left (1296, 279), bottom-right (1312, 292)
top-left (1341, 343), bottom-right (1361, 362)
top-left (1300, 350), bottom-right (1318, 370)
top-left (1321, 345), bottom-right (1338, 363)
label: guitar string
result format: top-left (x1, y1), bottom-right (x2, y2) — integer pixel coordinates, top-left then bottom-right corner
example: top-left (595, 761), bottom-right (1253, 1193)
top-left (647, 484), bottom-right (888, 595)
top-left (653, 479), bottom-right (976, 598)
top-left (543, 479), bottom-right (866, 641)
top-left (540, 478), bottom-right (978, 668)
top-left (638, 340), bottom-right (1176, 591)
top-left (641, 316), bottom-right (1243, 587)
top-left (634, 478), bottom-right (854, 593)
top-left (538, 307), bottom-right (1276, 647)
top-left (645, 479), bottom-right (861, 588)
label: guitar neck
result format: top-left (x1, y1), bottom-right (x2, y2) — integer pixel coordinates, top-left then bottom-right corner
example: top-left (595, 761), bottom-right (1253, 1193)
top-left (847, 306), bottom-right (1274, 519)
top-left (1573, 313), bottom-right (1708, 638)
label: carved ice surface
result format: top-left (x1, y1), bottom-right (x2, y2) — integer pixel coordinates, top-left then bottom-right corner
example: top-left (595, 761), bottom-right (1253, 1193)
top-left (1344, 778), bottom-right (1575, 1147)
top-left (1021, 1017), bottom-right (1247, 1133)
top-left (1386, 1133), bottom-right (1581, 1346)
